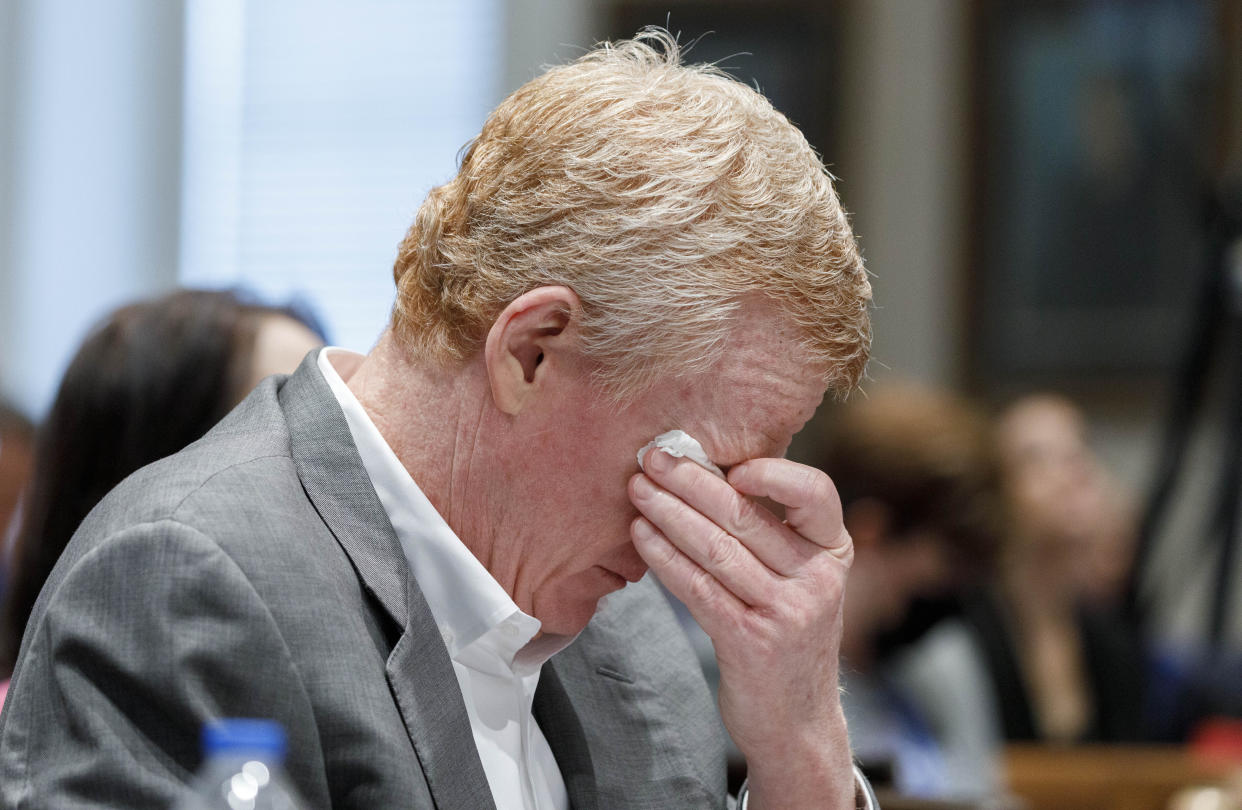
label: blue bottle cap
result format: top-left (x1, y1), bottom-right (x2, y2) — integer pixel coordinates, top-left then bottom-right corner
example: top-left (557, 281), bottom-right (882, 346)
top-left (202, 719), bottom-right (287, 762)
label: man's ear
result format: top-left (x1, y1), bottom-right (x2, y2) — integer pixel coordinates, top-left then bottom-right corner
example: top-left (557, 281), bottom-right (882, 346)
top-left (484, 286), bottom-right (582, 415)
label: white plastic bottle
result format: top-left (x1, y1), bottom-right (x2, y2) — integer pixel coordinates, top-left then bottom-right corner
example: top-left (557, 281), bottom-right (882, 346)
top-left (172, 718), bottom-right (307, 810)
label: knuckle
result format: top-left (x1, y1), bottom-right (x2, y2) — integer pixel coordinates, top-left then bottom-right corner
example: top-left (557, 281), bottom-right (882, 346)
top-left (804, 564), bottom-right (847, 609)
top-left (645, 532), bottom-right (680, 568)
top-left (797, 467), bottom-right (831, 505)
top-left (688, 567), bottom-right (716, 605)
top-left (705, 527), bottom-right (738, 568)
top-left (753, 577), bottom-right (780, 608)
top-left (836, 532), bottom-right (856, 568)
top-left (775, 592), bottom-right (805, 623)
top-left (727, 494), bottom-right (760, 536)
top-left (655, 539), bottom-right (681, 569)
top-left (741, 612), bottom-right (778, 651)
top-left (823, 576), bottom-right (846, 606)
top-left (776, 595), bottom-right (817, 635)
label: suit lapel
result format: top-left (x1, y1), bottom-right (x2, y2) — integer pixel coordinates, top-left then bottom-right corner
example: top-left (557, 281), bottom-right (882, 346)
top-left (387, 584), bottom-right (498, 810)
top-left (279, 351), bottom-right (494, 810)
top-left (279, 351), bottom-right (409, 628)
top-left (544, 579), bottom-right (727, 810)
top-left (534, 663), bottom-right (599, 810)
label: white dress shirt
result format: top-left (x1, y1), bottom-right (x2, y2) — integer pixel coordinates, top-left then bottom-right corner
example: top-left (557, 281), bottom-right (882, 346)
top-left (318, 348), bottom-right (569, 810)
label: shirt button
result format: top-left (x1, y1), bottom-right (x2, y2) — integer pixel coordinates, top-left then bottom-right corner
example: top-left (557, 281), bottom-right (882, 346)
top-left (440, 627), bottom-right (455, 646)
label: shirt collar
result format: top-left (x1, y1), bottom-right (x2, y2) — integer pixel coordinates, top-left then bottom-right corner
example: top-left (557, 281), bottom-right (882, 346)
top-left (317, 347), bottom-right (530, 658)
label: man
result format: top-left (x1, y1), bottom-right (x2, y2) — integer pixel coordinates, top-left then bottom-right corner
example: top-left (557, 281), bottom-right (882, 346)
top-left (0, 31), bottom-right (874, 809)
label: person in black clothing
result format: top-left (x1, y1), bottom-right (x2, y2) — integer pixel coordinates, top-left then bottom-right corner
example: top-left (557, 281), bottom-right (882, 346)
top-left (964, 393), bottom-right (1146, 743)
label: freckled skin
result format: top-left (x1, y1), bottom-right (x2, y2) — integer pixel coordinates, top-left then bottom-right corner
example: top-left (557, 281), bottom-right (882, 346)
top-left (507, 311), bottom-right (827, 637)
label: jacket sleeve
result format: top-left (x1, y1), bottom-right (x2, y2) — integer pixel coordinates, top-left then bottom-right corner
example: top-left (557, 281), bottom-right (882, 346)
top-left (0, 519), bottom-right (328, 809)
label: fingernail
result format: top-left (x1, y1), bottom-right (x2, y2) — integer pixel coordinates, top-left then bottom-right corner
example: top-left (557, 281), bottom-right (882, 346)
top-left (648, 448), bottom-right (672, 472)
top-left (632, 475), bottom-right (655, 500)
top-left (632, 518), bottom-right (655, 541)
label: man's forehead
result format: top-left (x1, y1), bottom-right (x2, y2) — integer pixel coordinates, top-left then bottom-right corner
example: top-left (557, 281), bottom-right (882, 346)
top-left (716, 329), bottom-right (828, 411)
top-left (719, 364), bottom-right (824, 413)
top-left (724, 303), bottom-right (828, 377)
top-left (724, 299), bottom-right (809, 345)
top-left (665, 353), bottom-right (826, 466)
top-left (635, 302), bottom-right (827, 446)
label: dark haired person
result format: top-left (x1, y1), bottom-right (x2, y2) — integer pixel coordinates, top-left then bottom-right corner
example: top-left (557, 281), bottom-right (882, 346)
top-left (0, 289), bottom-right (324, 687)
top-left (820, 380), bottom-right (1007, 800)
top-left (960, 394), bottom-right (1145, 744)
top-left (0, 403), bottom-right (35, 554)
top-left (0, 401), bottom-right (35, 614)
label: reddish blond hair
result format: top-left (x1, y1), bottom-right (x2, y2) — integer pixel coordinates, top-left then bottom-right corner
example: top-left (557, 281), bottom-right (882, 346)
top-left (391, 29), bottom-right (870, 400)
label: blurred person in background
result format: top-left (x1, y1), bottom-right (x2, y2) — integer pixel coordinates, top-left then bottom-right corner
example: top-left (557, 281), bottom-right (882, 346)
top-left (0, 288), bottom-right (325, 701)
top-left (0, 404), bottom-right (36, 588)
top-left (960, 393), bottom-right (1145, 743)
top-left (820, 380), bottom-right (1007, 800)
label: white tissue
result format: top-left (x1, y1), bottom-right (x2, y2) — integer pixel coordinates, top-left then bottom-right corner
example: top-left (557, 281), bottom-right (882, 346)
top-left (636, 430), bottom-right (725, 479)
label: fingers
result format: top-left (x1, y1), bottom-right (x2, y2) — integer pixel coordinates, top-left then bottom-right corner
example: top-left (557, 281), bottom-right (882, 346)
top-left (636, 451), bottom-right (819, 575)
top-left (630, 516), bottom-right (745, 639)
top-left (629, 473), bottom-right (776, 605)
top-left (728, 458), bottom-right (852, 559)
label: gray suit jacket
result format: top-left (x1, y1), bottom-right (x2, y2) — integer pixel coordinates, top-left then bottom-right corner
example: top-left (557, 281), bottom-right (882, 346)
top-left (0, 351), bottom-right (730, 809)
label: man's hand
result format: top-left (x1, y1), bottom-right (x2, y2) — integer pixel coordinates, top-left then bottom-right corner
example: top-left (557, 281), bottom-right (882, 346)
top-left (628, 449), bottom-right (856, 810)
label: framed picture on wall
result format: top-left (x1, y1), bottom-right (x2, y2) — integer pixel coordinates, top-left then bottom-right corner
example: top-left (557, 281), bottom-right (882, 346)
top-left (969, 0), bottom-right (1217, 390)
top-left (609, 1), bottom-right (841, 164)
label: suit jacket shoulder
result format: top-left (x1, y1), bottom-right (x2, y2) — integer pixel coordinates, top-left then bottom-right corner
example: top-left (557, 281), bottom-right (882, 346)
top-left (1, 366), bottom-right (431, 809)
top-left (0, 353), bottom-right (731, 810)
top-left (546, 576), bottom-right (730, 808)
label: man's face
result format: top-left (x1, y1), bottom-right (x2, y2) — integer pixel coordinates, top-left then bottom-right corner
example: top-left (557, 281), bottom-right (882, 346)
top-left (518, 307), bottom-right (828, 636)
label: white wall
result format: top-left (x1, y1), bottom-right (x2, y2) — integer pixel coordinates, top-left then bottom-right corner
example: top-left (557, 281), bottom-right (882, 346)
top-left (0, 1), bottom-right (17, 396)
top-left (1, 0), bottom-right (518, 416)
top-left (178, 0), bottom-right (503, 354)
top-left (0, 0), bottom-right (184, 418)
